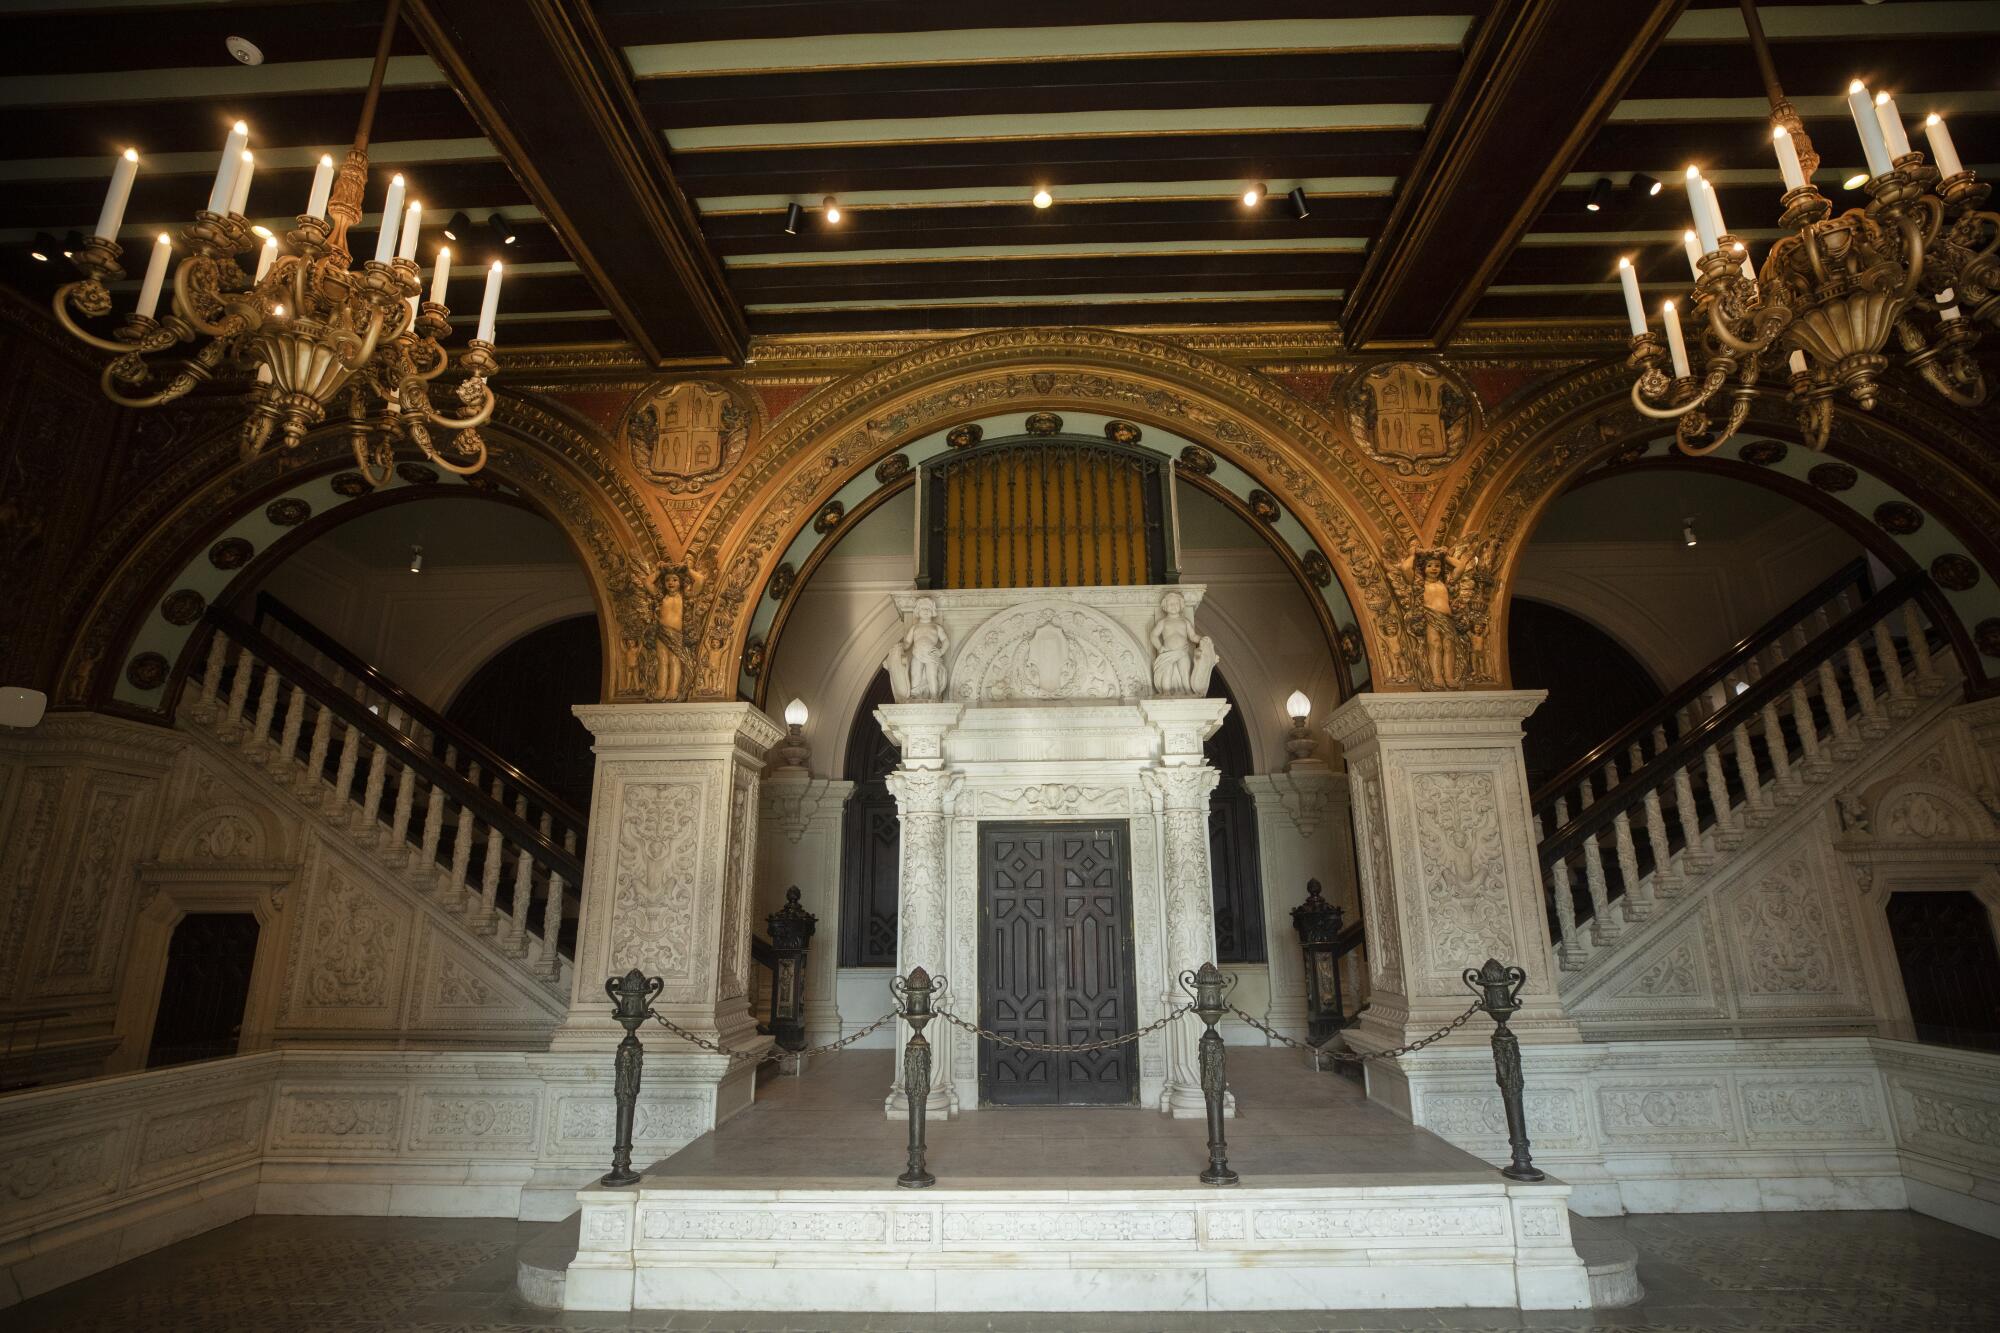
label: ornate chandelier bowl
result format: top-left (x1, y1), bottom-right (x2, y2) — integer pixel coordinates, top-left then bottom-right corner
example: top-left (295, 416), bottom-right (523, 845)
top-left (1630, 148), bottom-right (1996, 456)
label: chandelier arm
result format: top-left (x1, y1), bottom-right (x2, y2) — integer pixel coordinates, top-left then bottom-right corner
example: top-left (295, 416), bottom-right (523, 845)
top-left (1704, 294), bottom-right (1787, 357)
top-left (1884, 207), bottom-right (1929, 302)
top-left (1629, 359), bottom-right (1730, 422)
top-left (347, 395), bottom-right (397, 489)
top-left (397, 374), bottom-right (493, 474)
top-left (50, 282), bottom-right (152, 354)
top-left (99, 335), bottom-right (227, 410)
top-left (170, 254), bottom-right (249, 340)
top-left (1794, 395), bottom-right (1833, 450)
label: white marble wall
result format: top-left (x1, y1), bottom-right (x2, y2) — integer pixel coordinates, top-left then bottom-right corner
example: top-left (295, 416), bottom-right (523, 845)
top-left (756, 773), bottom-right (852, 1048)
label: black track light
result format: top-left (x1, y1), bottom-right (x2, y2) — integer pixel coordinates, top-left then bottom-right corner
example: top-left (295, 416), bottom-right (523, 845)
top-left (486, 212), bottom-right (516, 245)
top-left (1585, 177), bottom-right (1613, 212)
top-left (1629, 172), bottom-right (1662, 198)
top-left (783, 202), bottom-right (802, 235)
top-left (1241, 182), bottom-right (1266, 208)
top-left (441, 211), bottom-right (472, 242)
top-left (1287, 186), bottom-right (1310, 220)
top-left (29, 231), bottom-right (58, 261)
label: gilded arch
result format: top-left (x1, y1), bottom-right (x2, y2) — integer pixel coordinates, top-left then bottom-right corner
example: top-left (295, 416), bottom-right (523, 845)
top-left (677, 328), bottom-right (1418, 699)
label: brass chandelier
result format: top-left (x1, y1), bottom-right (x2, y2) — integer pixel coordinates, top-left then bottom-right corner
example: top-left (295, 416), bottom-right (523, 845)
top-left (1616, 0), bottom-right (1994, 454)
top-left (48, 0), bottom-right (503, 486)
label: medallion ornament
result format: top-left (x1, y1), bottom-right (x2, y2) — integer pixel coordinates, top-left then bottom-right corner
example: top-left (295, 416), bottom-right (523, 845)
top-left (1874, 501), bottom-right (1925, 534)
top-left (159, 589), bottom-right (206, 625)
top-left (1931, 553), bottom-right (1981, 590)
top-left (1808, 462), bottom-right (1858, 491)
top-left (1246, 489), bottom-right (1280, 524)
top-left (264, 497), bottom-right (311, 526)
top-left (1301, 549), bottom-right (1333, 588)
top-left (623, 380), bottom-right (748, 494)
top-left (1975, 618), bottom-right (2000, 658)
top-left (812, 500), bottom-right (845, 534)
top-left (331, 472), bottom-right (371, 497)
top-left (125, 651), bottom-right (169, 689)
top-left (766, 562), bottom-right (797, 602)
top-left (1103, 419), bottom-right (1144, 445)
top-left (207, 536), bottom-right (253, 570)
top-left (1023, 411), bottom-right (1063, 436)
top-left (874, 453), bottom-right (911, 483)
top-left (1176, 445), bottom-right (1216, 475)
top-left (945, 423), bottom-right (983, 449)
top-left (1345, 361), bottom-right (1478, 476)
top-left (1738, 439), bottom-right (1788, 466)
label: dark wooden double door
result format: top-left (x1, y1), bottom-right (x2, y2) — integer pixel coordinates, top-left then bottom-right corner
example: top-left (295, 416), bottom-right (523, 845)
top-left (978, 823), bottom-right (1138, 1106)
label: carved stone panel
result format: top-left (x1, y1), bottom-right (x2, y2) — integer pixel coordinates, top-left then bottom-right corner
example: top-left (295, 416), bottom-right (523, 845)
top-left (610, 780), bottom-right (707, 988)
top-left (1407, 770), bottom-right (1517, 976)
top-left (950, 601), bottom-right (1149, 703)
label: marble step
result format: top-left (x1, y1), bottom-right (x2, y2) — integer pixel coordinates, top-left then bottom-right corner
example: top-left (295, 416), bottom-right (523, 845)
top-left (516, 1211), bottom-right (579, 1310)
top-left (1570, 1213), bottom-right (1643, 1308)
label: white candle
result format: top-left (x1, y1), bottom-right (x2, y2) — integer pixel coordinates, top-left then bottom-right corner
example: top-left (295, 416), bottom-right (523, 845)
top-left (94, 148), bottom-right (139, 241)
top-left (1939, 287), bottom-right (1961, 322)
top-left (135, 232), bottom-right (172, 319)
top-left (206, 121), bottom-right (249, 214)
top-left (1788, 349), bottom-right (1807, 377)
top-left (1682, 229), bottom-right (1704, 278)
top-left (1772, 125), bottom-right (1806, 192)
top-left (226, 149), bottom-right (255, 216)
top-left (395, 200), bottom-right (423, 262)
top-left (1617, 257), bottom-right (1646, 336)
top-left (1848, 80), bottom-right (1893, 178)
top-left (476, 260), bottom-right (502, 343)
top-left (306, 153), bottom-right (335, 220)
top-left (407, 294), bottom-right (420, 329)
top-left (1926, 114), bottom-right (1964, 177)
top-left (429, 245), bottom-right (451, 306)
top-left (373, 174), bottom-right (405, 264)
top-left (1701, 178), bottom-right (1728, 243)
top-left (1662, 300), bottom-right (1690, 378)
top-left (253, 235), bottom-right (277, 281)
top-left (1734, 243), bottom-right (1755, 281)
top-left (1686, 167), bottom-right (1717, 254)
top-left (1874, 92), bottom-right (1913, 159)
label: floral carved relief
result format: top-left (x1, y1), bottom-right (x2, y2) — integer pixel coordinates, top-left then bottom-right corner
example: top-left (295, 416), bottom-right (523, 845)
top-left (1409, 771), bottom-right (1515, 974)
top-left (611, 782), bottom-right (704, 984)
top-left (305, 873), bottom-right (398, 1008)
top-left (1731, 858), bottom-right (1841, 995)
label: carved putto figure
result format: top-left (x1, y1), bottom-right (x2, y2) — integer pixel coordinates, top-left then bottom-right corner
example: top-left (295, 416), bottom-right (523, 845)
top-left (885, 597), bottom-right (950, 701)
top-left (1381, 538), bottom-right (1495, 690)
top-left (611, 554), bottom-right (698, 701)
top-left (1150, 591), bottom-right (1218, 697)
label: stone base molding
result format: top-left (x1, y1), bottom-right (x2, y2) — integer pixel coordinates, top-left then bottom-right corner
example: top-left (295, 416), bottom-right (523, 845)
top-left (0, 1047), bottom-right (719, 1307)
top-left (1368, 1034), bottom-right (2000, 1238)
top-left (1325, 690), bottom-right (1581, 1052)
top-left (566, 1178), bottom-right (1592, 1313)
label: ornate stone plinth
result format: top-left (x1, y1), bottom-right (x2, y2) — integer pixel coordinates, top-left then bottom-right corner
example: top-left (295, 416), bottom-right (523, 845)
top-left (550, 703), bottom-right (785, 1131)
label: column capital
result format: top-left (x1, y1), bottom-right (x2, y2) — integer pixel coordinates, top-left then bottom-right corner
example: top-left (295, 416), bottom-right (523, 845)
top-left (573, 701), bottom-right (785, 758)
top-left (1138, 696), bottom-right (1230, 762)
top-left (1325, 689), bottom-right (1547, 752)
top-left (1142, 763), bottom-right (1220, 811)
top-left (875, 702), bottom-right (964, 770)
top-left (884, 767), bottom-right (963, 815)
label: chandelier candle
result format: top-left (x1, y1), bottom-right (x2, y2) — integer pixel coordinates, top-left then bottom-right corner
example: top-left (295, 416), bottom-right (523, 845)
top-left (1685, 167), bottom-right (1718, 253)
top-left (1700, 179), bottom-right (1728, 246)
top-left (1926, 114), bottom-right (1964, 178)
top-left (429, 245), bottom-right (450, 306)
top-left (374, 174), bottom-right (406, 263)
top-left (476, 260), bottom-right (502, 344)
top-left (226, 150), bottom-right (254, 218)
top-left (1617, 257), bottom-right (1646, 335)
top-left (206, 121), bottom-right (249, 214)
top-left (1874, 92), bottom-right (1913, 159)
top-left (134, 233), bottom-right (171, 320)
top-left (1772, 125), bottom-right (1806, 192)
top-left (395, 200), bottom-right (423, 263)
top-left (253, 235), bottom-right (277, 282)
top-left (1681, 229), bottom-right (1703, 278)
top-left (306, 154), bottom-right (335, 221)
top-left (1662, 300), bottom-right (1690, 378)
top-left (94, 149), bottom-right (139, 241)
top-left (1847, 81), bottom-right (1893, 178)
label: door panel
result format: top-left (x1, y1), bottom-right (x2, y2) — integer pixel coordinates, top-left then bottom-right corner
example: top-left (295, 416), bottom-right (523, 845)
top-left (979, 823), bottom-right (1137, 1106)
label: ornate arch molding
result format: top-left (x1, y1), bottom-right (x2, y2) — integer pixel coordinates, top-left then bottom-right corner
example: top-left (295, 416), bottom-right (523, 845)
top-left (677, 327), bottom-right (1413, 700)
top-left (1458, 368), bottom-right (2000, 691)
top-left (58, 387), bottom-right (660, 718)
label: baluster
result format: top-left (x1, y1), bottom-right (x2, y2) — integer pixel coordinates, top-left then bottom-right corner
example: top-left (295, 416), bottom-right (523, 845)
top-left (480, 821), bottom-right (505, 928)
top-left (1789, 677), bottom-right (1822, 768)
top-left (247, 661), bottom-right (280, 751)
top-left (303, 701), bottom-right (333, 793)
top-left (1872, 619), bottom-right (1908, 701)
top-left (1673, 763), bottom-right (1703, 857)
top-left (222, 642), bottom-right (255, 731)
top-left (510, 838), bottom-right (534, 948)
top-left (195, 632), bottom-right (227, 722)
top-left (1844, 636), bottom-right (1882, 724)
top-left (329, 720), bottom-right (362, 815)
top-left (1902, 601), bottom-right (1935, 684)
top-left (1600, 758), bottom-right (1619, 799)
top-left (358, 727), bottom-right (389, 829)
top-left (448, 803), bottom-right (475, 900)
top-left (275, 679), bottom-right (306, 767)
top-left (1730, 719), bottom-right (1766, 812)
top-left (1703, 741), bottom-right (1737, 835)
top-left (1613, 808), bottom-right (1649, 918)
top-left (543, 870), bottom-right (567, 970)
top-left (1760, 696), bottom-right (1792, 791)
top-left (1581, 828), bottom-right (1617, 937)
top-left (1817, 652), bottom-right (1852, 743)
top-left (1642, 788), bottom-right (1671, 887)
top-left (389, 755), bottom-right (417, 851)
top-left (416, 779), bottom-right (446, 873)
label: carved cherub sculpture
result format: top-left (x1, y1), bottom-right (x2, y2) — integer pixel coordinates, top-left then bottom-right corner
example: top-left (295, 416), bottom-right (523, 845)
top-left (1383, 540), bottom-right (1493, 689)
top-left (885, 596), bottom-right (950, 701)
top-left (1150, 590), bottom-right (1218, 697)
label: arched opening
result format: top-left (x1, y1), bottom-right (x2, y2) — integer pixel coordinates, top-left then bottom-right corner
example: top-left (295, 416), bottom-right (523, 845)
top-left (445, 615), bottom-right (602, 815)
top-left (1205, 670), bottom-right (1266, 965)
top-left (147, 912), bottom-right (260, 1069)
top-left (1886, 891), bottom-right (2000, 1052)
top-left (1508, 599), bottom-right (1661, 794)
top-left (838, 669), bottom-right (901, 969)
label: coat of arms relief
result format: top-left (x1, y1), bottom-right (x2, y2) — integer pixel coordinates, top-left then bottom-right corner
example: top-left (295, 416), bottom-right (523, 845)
top-left (621, 380), bottom-right (750, 495)
top-left (1344, 360), bottom-right (1480, 476)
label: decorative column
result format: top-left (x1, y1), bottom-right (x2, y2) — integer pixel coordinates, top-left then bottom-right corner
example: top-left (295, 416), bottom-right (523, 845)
top-left (1139, 696), bottom-right (1231, 1118)
top-left (551, 703), bottom-right (785, 1134)
top-left (1324, 691), bottom-right (1580, 1064)
top-left (1243, 767), bottom-right (1354, 1038)
top-left (876, 702), bottom-right (964, 1117)
top-left (756, 772), bottom-right (853, 1051)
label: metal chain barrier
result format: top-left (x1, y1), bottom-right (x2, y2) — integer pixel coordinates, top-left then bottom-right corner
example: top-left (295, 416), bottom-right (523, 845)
top-left (646, 1006), bottom-right (900, 1067)
top-left (931, 1002), bottom-right (1191, 1054)
top-left (1228, 998), bottom-right (1481, 1066)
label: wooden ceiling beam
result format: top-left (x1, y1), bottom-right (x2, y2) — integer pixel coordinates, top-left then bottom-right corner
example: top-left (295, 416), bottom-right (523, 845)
top-left (1338, 0), bottom-right (1687, 350)
top-left (403, 0), bottom-right (744, 366)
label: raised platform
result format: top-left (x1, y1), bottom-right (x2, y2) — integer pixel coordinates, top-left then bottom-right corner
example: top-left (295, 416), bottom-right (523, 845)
top-left (562, 1049), bottom-right (1596, 1313)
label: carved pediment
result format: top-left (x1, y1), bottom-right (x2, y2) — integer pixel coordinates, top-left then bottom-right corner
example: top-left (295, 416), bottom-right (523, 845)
top-left (949, 600), bottom-right (1149, 703)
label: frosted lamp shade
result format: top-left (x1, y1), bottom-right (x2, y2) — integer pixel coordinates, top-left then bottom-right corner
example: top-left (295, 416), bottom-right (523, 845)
top-left (1285, 690), bottom-right (1311, 720)
top-left (784, 698), bottom-right (809, 727)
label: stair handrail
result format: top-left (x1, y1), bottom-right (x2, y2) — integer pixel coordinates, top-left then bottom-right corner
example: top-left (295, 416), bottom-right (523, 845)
top-left (205, 607), bottom-right (584, 886)
top-left (1531, 556), bottom-right (1873, 809)
top-left (1538, 571), bottom-right (1928, 872)
top-left (251, 592), bottom-right (587, 836)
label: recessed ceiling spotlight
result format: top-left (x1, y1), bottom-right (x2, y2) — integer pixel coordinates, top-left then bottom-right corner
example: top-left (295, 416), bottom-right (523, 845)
top-left (1842, 171), bottom-right (1869, 190)
top-left (823, 196), bottom-right (842, 224)
top-left (1242, 182), bottom-right (1266, 208)
top-left (1032, 187), bottom-right (1052, 209)
top-left (783, 202), bottom-right (803, 235)
top-left (441, 211), bottom-right (472, 242)
top-left (29, 231), bottom-right (57, 261)
top-left (1629, 172), bottom-right (1662, 197)
top-left (1287, 186), bottom-right (1310, 219)
top-left (1585, 177), bottom-right (1613, 212)
top-left (486, 211), bottom-right (516, 245)
top-left (225, 35), bottom-right (264, 66)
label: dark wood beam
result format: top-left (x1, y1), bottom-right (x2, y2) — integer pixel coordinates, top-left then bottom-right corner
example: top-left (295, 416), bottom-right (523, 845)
top-left (1339, 0), bottom-right (1687, 350)
top-left (404, 0), bottom-right (745, 367)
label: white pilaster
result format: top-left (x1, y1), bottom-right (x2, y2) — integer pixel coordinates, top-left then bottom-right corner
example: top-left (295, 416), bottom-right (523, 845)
top-left (756, 773), bottom-right (854, 1049)
top-left (876, 702), bottom-right (964, 1117)
top-left (552, 703), bottom-right (786, 1130)
top-left (1243, 767), bottom-right (1354, 1038)
top-left (1324, 690), bottom-right (1580, 1054)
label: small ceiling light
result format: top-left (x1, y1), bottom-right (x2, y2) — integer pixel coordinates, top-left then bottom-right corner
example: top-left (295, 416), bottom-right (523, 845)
top-left (485, 212), bottom-right (515, 245)
top-left (59, 229), bottom-right (86, 259)
top-left (1630, 172), bottom-right (1662, 197)
top-left (1287, 186), bottom-right (1310, 219)
top-left (822, 196), bottom-right (842, 224)
top-left (225, 35), bottom-right (264, 66)
top-left (784, 697), bottom-right (809, 727)
top-left (442, 211), bottom-right (471, 242)
top-left (409, 544), bottom-right (424, 574)
top-left (1031, 187), bottom-right (1053, 209)
top-left (1242, 182), bottom-right (1265, 208)
top-left (783, 202), bottom-right (802, 235)
top-left (1842, 171), bottom-right (1869, 191)
top-left (1585, 177), bottom-right (1613, 212)
top-left (1682, 518), bottom-right (1698, 548)
top-left (29, 232), bottom-right (56, 261)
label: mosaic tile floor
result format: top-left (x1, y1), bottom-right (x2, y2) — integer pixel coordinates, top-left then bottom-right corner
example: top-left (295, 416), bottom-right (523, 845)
top-left (9, 1209), bottom-right (1999, 1332)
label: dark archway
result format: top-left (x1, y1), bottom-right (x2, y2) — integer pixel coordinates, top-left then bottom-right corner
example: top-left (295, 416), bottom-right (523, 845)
top-left (1206, 671), bottom-right (1266, 964)
top-left (1887, 892), bottom-right (2000, 1052)
top-left (147, 912), bottom-right (260, 1069)
top-left (1508, 598), bottom-right (1662, 794)
top-left (446, 614), bottom-right (602, 813)
top-left (838, 669), bottom-right (902, 968)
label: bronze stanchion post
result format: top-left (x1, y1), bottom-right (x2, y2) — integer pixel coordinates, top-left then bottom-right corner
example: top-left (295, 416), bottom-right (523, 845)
top-left (601, 969), bottom-right (663, 1186)
top-left (1463, 958), bottom-right (1546, 1182)
top-left (891, 966), bottom-right (945, 1188)
top-left (1181, 962), bottom-right (1239, 1186)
